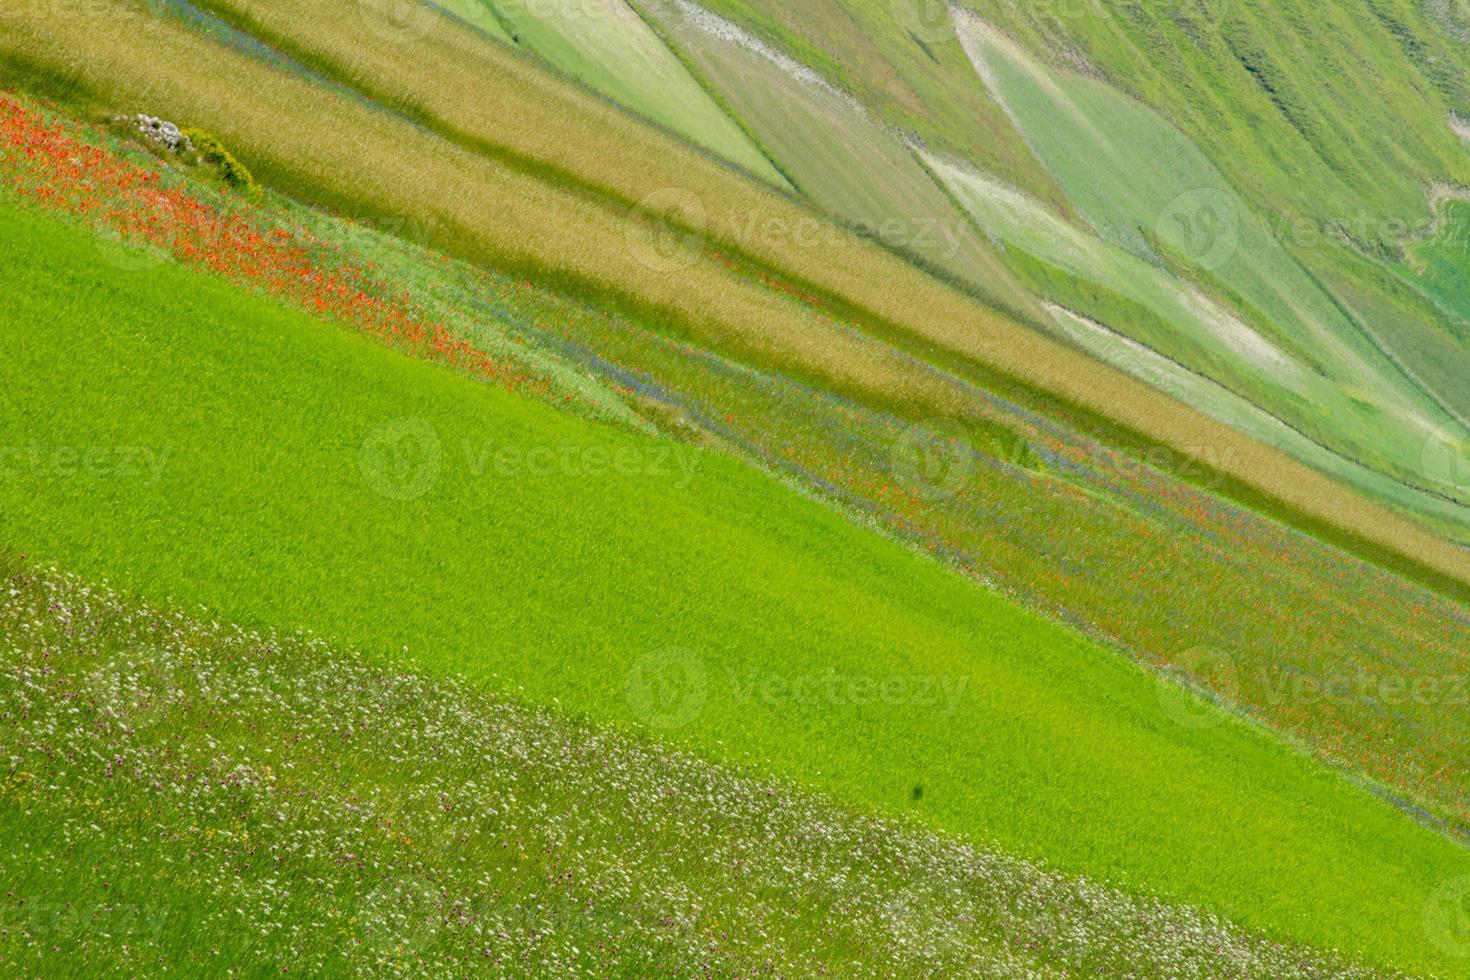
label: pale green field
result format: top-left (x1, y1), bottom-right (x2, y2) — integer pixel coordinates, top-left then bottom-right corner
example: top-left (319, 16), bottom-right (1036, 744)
top-left (928, 152), bottom-right (1470, 538)
top-left (435, 0), bottom-right (513, 42)
top-left (634, 0), bottom-right (1036, 313)
top-left (472, 0), bottom-right (786, 185)
top-left (951, 10), bottom-right (1470, 524)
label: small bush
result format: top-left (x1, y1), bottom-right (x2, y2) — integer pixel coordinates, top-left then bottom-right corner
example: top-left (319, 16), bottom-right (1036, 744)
top-left (182, 127), bottom-right (257, 195)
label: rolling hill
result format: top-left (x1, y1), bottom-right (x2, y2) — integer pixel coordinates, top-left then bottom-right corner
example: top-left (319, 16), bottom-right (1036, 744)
top-left (2, 1), bottom-right (1470, 975)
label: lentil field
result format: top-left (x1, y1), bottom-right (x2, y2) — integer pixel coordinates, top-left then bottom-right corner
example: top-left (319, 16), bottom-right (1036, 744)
top-left (4, 0), bottom-right (1466, 594)
top-left (5, 2), bottom-right (1470, 975)
top-left (1, 110), bottom-right (1469, 974)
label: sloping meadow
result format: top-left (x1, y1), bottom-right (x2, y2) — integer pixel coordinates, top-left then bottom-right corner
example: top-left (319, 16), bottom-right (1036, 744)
top-left (10, 0), bottom-right (1466, 593)
top-left (0, 558), bottom-right (1405, 977)
top-left (2, 194), bottom-right (1469, 973)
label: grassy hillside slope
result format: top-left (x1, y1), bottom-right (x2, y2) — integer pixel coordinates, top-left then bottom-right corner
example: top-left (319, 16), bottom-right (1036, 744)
top-left (663, 0), bottom-right (1072, 212)
top-left (6, 0), bottom-right (1468, 602)
top-left (2, 198), bottom-right (1469, 974)
top-left (635, 0), bottom-right (1024, 300)
top-left (951, 11), bottom-right (1466, 511)
top-left (453, 0), bottom-right (788, 185)
top-left (551, 0), bottom-right (1470, 546)
top-left (966, 0), bottom-right (1470, 248)
top-left (8, 85), bottom-right (1467, 844)
top-left (924, 112), bottom-right (1470, 539)
top-left (0, 561), bottom-right (1397, 977)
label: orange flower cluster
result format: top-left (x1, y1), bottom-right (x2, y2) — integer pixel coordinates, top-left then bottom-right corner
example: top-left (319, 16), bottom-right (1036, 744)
top-left (0, 93), bottom-right (547, 396)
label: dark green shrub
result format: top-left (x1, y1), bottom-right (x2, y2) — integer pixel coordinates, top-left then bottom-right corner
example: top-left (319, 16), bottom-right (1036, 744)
top-left (182, 127), bottom-right (257, 195)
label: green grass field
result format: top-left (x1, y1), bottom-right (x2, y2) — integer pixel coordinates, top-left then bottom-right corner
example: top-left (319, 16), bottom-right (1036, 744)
top-left (505, 0), bottom-right (1470, 550)
top-left (0, 560), bottom-right (1398, 976)
top-left (951, 11), bottom-right (1470, 519)
top-left (924, 152), bottom-right (1470, 537)
top-left (2, 196), bottom-right (1469, 974)
top-left (130, 84), bottom-right (1470, 843)
top-left (7, 2), bottom-right (1470, 974)
top-left (11, 0), bottom-right (1470, 602)
top-left (464, 0), bottom-right (787, 186)
top-left (965, 0), bottom-right (1470, 244)
top-left (633, 0), bottom-right (1037, 311)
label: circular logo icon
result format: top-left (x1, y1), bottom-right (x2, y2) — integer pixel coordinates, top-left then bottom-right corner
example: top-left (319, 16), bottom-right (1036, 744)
top-left (1157, 188), bottom-right (1239, 271)
top-left (890, 417), bottom-right (975, 502)
top-left (356, 0), bottom-right (439, 44)
top-left (625, 647), bottom-right (707, 730)
top-left (625, 188), bottom-right (707, 274)
top-left (892, 0), bottom-right (952, 45)
top-left (360, 418), bottom-right (442, 501)
top-left (93, 226), bottom-right (168, 275)
top-left (1425, 875), bottom-right (1470, 959)
top-left (1422, 422), bottom-right (1470, 497)
top-left (1156, 645), bottom-right (1239, 730)
top-left (82, 651), bottom-right (179, 733)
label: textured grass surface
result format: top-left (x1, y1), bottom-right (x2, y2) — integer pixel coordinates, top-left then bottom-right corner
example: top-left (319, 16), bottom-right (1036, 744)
top-left (967, 0), bottom-right (1470, 242)
top-left (6, 4), bottom-right (1470, 975)
top-left (676, 0), bottom-right (1071, 212)
top-left (2, 198), bottom-right (1469, 974)
top-left (468, 0), bottom-right (787, 185)
top-left (952, 11), bottom-right (1467, 510)
top-left (0, 561), bottom-right (1403, 977)
top-left (633, 0), bottom-right (1030, 302)
top-left (186, 0), bottom-right (1045, 325)
top-left (7, 0), bottom-right (1470, 597)
top-left (518, 239), bottom-right (1470, 838)
top-left (41, 76), bottom-right (1460, 847)
top-left (925, 152), bottom-right (1470, 536)
top-left (437, 0), bottom-right (515, 43)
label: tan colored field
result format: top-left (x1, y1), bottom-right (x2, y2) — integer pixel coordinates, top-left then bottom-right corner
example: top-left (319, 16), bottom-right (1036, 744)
top-left (5, 0), bottom-right (1469, 592)
top-left (192, 0), bottom-right (1050, 318)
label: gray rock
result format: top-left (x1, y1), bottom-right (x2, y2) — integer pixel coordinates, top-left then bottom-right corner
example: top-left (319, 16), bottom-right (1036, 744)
top-left (131, 113), bottom-right (193, 154)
